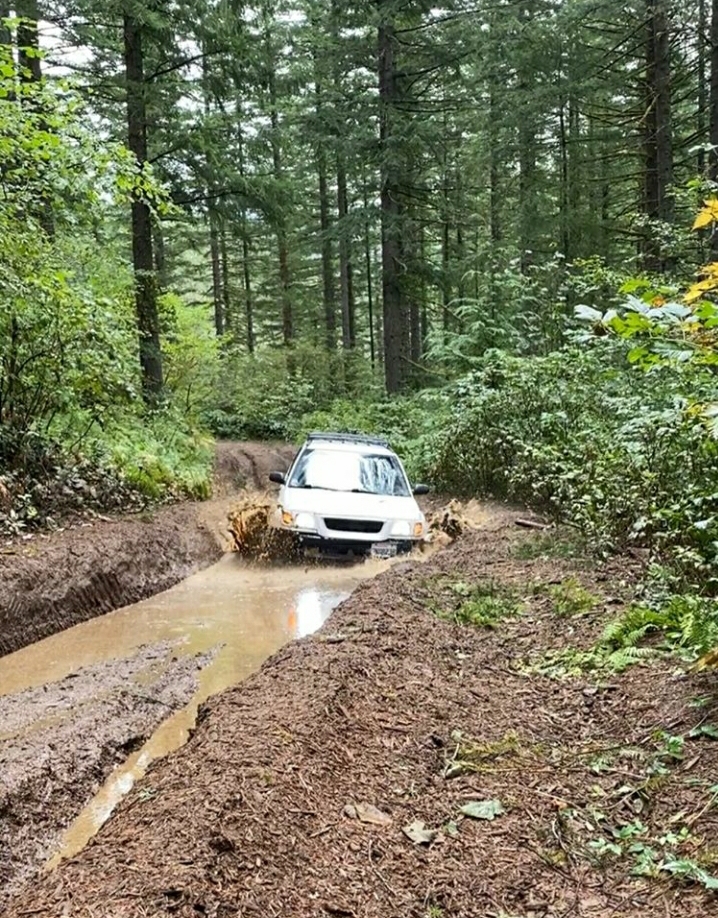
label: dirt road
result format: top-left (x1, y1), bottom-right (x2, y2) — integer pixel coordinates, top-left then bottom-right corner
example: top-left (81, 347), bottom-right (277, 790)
top-left (7, 508), bottom-right (718, 917)
top-left (0, 531), bottom-right (392, 908)
top-left (0, 441), bottom-right (293, 656)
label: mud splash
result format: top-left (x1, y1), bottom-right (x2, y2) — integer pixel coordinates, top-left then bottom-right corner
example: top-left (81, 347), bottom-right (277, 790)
top-left (227, 491), bottom-right (485, 560)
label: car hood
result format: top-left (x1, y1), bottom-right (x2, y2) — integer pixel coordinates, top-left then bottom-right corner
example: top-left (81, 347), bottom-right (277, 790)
top-left (282, 487), bottom-right (424, 520)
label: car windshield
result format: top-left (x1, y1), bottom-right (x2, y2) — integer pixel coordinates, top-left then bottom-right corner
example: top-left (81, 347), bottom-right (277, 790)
top-left (289, 448), bottom-right (411, 497)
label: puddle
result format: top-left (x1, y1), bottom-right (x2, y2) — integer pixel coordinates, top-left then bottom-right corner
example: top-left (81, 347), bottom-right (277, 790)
top-left (0, 553), bottom-right (391, 869)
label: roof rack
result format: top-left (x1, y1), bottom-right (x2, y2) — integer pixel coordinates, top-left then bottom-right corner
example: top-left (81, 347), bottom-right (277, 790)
top-left (307, 431), bottom-right (390, 448)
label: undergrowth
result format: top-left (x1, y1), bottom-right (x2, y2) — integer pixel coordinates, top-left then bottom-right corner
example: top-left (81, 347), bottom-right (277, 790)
top-left (435, 580), bottom-right (524, 629)
top-left (0, 409), bottom-right (213, 536)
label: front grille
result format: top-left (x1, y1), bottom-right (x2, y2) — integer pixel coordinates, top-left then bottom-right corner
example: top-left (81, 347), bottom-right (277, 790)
top-left (323, 518), bottom-right (384, 535)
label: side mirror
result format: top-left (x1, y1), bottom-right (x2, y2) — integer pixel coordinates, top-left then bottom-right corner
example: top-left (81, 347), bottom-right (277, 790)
top-left (413, 484), bottom-right (430, 496)
top-left (269, 471), bottom-right (286, 485)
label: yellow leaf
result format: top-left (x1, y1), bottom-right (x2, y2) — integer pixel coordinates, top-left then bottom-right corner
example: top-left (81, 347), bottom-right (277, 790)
top-left (687, 282), bottom-right (714, 303)
top-left (694, 210), bottom-right (715, 230)
top-left (693, 198), bottom-right (718, 230)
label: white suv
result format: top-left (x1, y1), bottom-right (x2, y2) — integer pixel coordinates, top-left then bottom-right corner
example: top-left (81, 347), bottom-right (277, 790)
top-left (269, 432), bottom-right (429, 557)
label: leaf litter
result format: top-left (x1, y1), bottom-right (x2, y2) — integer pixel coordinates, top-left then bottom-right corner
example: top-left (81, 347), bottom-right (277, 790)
top-left (6, 504), bottom-right (718, 918)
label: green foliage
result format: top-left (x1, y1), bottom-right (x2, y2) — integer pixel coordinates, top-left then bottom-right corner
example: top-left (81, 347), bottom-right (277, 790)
top-left (602, 596), bottom-right (718, 661)
top-left (521, 644), bottom-right (652, 679)
top-left (512, 531), bottom-right (585, 561)
top-left (548, 578), bottom-right (598, 617)
top-left (0, 53), bottom-right (213, 533)
top-left (440, 580), bottom-right (523, 629)
top-left (425, 346), bottom-right (718, 591)
top-left (204, 345), bottom-right (380, 441)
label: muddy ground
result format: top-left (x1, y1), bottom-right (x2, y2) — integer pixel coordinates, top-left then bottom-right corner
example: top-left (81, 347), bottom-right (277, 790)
top-left (8, 509), bottom-right (718, 917)
top-left (0, 442), bottom-right (293, 657)
top-left (0, 642), bottom-right (216, 905)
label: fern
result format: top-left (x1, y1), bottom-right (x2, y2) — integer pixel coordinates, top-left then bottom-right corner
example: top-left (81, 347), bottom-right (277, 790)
top-left (602, 606), bottom-right (667, 649)
top-left (602, 596), bottom-right (718, 661)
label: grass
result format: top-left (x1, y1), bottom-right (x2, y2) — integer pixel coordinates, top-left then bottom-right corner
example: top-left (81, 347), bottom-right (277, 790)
top-left (443, 579), bottom-right (524, 628)
top-left (512, 530), bottom-right (585, 562)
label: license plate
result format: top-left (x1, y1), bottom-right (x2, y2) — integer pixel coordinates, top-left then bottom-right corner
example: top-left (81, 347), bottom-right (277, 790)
top-left (371, 542), bottom-right (398, 559)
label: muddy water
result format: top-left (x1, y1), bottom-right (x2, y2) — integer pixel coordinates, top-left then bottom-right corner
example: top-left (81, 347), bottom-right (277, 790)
top-left (0, 553), bottom-right (390, 869)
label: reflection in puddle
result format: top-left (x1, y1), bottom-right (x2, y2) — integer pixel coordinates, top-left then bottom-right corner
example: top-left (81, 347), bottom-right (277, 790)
top-left (0, 555), bottom-right (390, 869)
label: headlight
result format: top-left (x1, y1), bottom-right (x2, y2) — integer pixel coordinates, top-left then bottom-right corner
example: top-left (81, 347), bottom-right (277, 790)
top-left (391, 520), bottom-right (412, 537)
top-left (294, 512), bottom-right (316, 531)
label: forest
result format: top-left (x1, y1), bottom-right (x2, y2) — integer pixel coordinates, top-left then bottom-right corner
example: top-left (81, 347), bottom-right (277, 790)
top-left (2, 1), bottom-right (718, 655)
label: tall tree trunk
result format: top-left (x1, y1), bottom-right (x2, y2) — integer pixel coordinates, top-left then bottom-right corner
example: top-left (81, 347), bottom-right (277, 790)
top-left (238, 127), bottom-right (254, 354)
top-left (317, 135), bottom-right (337, 350)
top-left (643, 0), bottom-right (674, 270)
top-left (123, 13), bottom-right (163, 402)
top-left (518, 119), bottom-right (536, 274)
top-left (518, 1), bottom-right (537, 275)
top-left (489, 89), bottom-right (501, 247)
top-left (441, 145), bottom-right (452, 336)
top-left (153, 222), bottom-right (168, 289)
top-left (314, 58), bottom-right (337, 350)
top-left (558, 82), bottom-right (570, 259)
top-left (363, 178), bottom-right (376, 367)
top-left (220, 227), bottom-right (231, 333)
top-left (337, 156), bottom-right (355, 349)
top-left (242, 228), bottom-right (254, 354)
top-left (209, 214), bottom-right (224, 336)
top-left (710, 0), bottom-right (718, 257)
top-left (16, 0), bottom-right (42, 84)
top-left (409, 223), bottom-right (422, 369)
top-left (377, 5), bottom-right (406, 393)
top-left (699, 0), bottom-right (708, 175)
top-left (266, 39), bottom-right (292, 345)
top-left (568, 91), bottom-right (581, 255)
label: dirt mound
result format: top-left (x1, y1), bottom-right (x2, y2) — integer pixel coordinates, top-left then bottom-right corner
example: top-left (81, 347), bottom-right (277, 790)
top-left (213, 441), bottom-right (294, 495)
top-left (9, 515), bottom-right (716, 918)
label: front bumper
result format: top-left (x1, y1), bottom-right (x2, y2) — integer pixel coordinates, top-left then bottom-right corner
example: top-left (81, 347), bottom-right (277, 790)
top-left (297, 535), bottom-right (415, 557)
top-left (271, 507), bottom-right (425, 548)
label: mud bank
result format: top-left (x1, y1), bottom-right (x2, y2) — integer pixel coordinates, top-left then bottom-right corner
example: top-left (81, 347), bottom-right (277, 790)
top-left (0, 642), bottom-right (215, 904)
top-left (0, 442), bottom-right (292, 657)
top-left (10, 510), bottom-right (718, 917)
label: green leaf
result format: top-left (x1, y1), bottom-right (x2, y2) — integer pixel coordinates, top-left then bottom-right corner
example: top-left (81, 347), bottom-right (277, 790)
top-left (459, 799), bottom-right (505, 821)
top-left (402, 820), bottom-right (438, 845)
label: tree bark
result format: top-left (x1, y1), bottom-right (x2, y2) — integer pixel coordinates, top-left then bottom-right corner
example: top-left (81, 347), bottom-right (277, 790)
top-left (363, 177), bottom-right (376, 367)
top-left (710, 0), bottom-right (718, 259)
top-left (238, 127), bottom-right (254, 354)
top-left (441, 145), bottom-right (452, 335)
top-left (377, 5), bottom-right (406, 393)
top-left (643, 0), bottom-right (674, 270)
top-left (313, 54), bottom-right (337, 351)
top-left (317, 121), bottom-right (337, 349)
top-left (220, 227), bottom-right (231, 333)
top-left (123, 13), bottom-right (163, 402)
top-left (699, 0), bottom-right (708, 175)
top-left (337, 156), bottom-right (356, 349)
top-left (242, 228), bottom-right (254, 354)
top-left (209, 214), bottom-right (224, 336)
top-left (266, 38), bottom-right (293, 346)
top-left (16, 0), bottom-right (42, 84)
